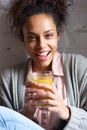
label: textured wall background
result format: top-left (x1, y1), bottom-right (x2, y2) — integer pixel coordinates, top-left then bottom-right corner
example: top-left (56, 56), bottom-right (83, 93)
top-left (0, 0), bottom-right (87, 72)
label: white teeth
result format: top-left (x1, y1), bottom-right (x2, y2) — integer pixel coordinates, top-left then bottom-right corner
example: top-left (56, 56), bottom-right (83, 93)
top-left (37, 52), bottom-right (49, 56)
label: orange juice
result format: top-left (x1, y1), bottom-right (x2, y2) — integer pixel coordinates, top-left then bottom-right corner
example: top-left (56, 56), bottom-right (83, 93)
top-left (28, 71), bottom-right (53, 89)
top-left (30, 76), bottom-right (53, 85)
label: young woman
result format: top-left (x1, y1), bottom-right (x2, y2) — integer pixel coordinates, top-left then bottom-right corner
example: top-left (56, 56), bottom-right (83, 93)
top-left (0, 0), bottom-right (87, 130)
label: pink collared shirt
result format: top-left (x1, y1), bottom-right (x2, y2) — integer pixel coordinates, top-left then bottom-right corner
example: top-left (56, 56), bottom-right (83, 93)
top-left (27, 51), bottom-right (67, 130)
top-left (52, 52), bottom-right (67, 103)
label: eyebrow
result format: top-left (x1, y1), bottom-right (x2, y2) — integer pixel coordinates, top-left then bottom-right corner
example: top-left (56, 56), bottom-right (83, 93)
top-left (27, 32), bottom-right (36, 35)
top-left (27, 29), bottom-right (55, 35)
top-left (45, 29), bottom-right (55, 33)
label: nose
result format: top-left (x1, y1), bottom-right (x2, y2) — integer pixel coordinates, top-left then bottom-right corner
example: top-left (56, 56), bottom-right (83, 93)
top-left (37, 36), bottom-right (46, 49)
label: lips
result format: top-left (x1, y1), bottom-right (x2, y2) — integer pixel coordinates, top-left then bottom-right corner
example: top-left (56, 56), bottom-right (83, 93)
top-left (36, 51), bottom-right (50, 60)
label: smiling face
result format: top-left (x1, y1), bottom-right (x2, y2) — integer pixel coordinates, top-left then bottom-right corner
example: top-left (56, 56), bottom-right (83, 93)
top-left (23, 14), bottom-right (59, 72)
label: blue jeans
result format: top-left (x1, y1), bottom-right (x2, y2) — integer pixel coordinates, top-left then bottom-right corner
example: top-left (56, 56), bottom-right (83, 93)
top-left (0, 106), bottom-right (45, 130)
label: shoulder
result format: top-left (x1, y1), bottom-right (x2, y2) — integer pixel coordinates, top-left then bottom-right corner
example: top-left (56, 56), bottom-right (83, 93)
top-left (62, 53), bottom-right (87, 67)
top-left (62, 53), bottom-right (87, 79)
top-left (0, 61), bottom-right (28, 81)
top-left (62, 52), bottom-right (87, 61)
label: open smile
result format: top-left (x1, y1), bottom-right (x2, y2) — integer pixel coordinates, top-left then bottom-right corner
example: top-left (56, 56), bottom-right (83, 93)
top-left (35, 51), bottom-right (50, 61)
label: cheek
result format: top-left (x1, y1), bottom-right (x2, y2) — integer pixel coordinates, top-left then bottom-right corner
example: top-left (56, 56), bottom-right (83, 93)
top-left (25, 43), bottom-right (38, 57)
top-left (23, 42), bottom-right (32, 54)
top-left (50, 39), bottom-right (58, 50)
top-left (24, 41), bottom-right (35, 50)
top-left (53, 43), bottom-right (58, 52)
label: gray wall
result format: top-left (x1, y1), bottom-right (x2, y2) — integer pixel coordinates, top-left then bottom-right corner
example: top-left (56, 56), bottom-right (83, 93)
top-left (58, 0), bottom-right (87, 56)
top-left (0, 0), bottom-right (87, 72)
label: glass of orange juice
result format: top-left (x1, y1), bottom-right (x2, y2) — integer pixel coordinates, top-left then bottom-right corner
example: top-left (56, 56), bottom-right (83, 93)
top-left (27, 71), bottom-right (53, 128)
top-left (27, 71), bottom-right (53, 89)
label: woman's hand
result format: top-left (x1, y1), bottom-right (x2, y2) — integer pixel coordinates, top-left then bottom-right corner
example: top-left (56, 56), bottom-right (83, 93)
top-left (25, 81), bottom-right (70, 121)
top-left (39, 83), bottom-right (70, 120)
top-left (23, 81), bottom-right (71, 129)
top-left (21, 81), bottom-right (38, 119)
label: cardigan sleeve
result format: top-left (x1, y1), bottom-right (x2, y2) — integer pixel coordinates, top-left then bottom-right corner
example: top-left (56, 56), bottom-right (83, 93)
top-left (63, 53), bottom-right (87, 130)
top-left (0, 68), bottom-right (13, 108)
top-left (64, 107), bottom-right (87, 130)
top-left (0, 63), bottom-right (26, 111)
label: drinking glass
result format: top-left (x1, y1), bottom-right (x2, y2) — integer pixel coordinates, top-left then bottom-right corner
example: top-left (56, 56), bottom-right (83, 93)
top-left (27, 71), bottom-right (53, 89)
top-left (27, 71), bottom-right (53, 129)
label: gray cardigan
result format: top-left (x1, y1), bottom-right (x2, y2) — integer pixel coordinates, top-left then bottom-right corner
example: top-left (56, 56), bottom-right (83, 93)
top-left (0, 53), bottom-right (87, 130)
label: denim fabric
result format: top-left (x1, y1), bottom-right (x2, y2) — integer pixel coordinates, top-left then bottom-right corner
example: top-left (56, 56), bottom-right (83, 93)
top-left (0, 106), bottom-right (45, 130)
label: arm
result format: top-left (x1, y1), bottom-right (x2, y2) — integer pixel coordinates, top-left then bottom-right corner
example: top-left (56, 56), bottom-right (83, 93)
top-left (64, 106), bottom-right (87, 130)
top-left (0, 69), bottom-right (13, 108)
top-left (63, 53), bottom-right (87, 130)
top-left (0, 64), bottom-right (25, 111)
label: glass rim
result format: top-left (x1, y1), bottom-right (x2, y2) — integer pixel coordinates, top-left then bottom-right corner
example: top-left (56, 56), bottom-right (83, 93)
top-left (28, 71), bottom-right (53, 78)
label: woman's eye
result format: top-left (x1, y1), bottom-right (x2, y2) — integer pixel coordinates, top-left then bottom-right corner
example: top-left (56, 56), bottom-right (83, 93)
top-left (45, 34), bottom-right (53, 39)
top-left (27, 36), bottom-right (36, 41)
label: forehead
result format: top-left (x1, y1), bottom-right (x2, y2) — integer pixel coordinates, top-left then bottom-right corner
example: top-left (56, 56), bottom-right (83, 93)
top-left (23, 14), bottom-right (56, 32)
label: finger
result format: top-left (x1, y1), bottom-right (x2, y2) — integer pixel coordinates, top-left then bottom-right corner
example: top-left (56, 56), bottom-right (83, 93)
top-left (37, 83), bottom-right (54, 92)
top-left (35, 89), bottom-right (59, 101)
top-left (25, 87), bottom-right (37, 95)
top-left (25, 81), bottom-right (38, 87)
top-left (33, 99), bottom-right (59, 108)
top-left (37, 83), bottom-right (58, 95)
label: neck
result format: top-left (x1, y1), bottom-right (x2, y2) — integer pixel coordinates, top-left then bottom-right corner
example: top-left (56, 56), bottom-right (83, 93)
top-left (32, 61), bottom-right (52, 73)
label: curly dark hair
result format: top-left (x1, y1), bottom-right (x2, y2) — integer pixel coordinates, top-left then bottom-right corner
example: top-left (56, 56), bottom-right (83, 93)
top-left (9, 0), bottom-right (68, 41)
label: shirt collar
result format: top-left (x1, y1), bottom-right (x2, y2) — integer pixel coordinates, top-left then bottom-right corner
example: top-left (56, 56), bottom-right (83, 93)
top-left (52, 52), bottom-right (64, 76)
